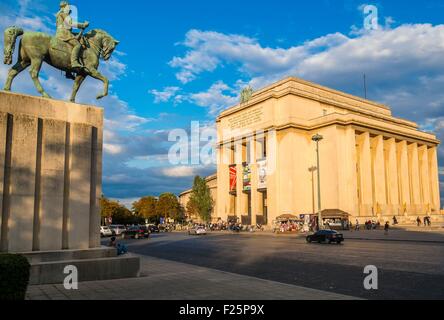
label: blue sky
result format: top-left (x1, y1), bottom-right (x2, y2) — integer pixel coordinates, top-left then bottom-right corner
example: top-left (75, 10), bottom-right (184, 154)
top-left (1, 0), bottom-right (444, 207)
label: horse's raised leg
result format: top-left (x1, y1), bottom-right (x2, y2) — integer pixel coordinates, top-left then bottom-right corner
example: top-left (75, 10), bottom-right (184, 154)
top-left (29, 59), bottom-right (51, 99)
top-left (88, 69), bottom-right (109, 100)
top-left (4, 60), bottom-right (30, 91)
top-left (70, 75), bottom-right (86, 102)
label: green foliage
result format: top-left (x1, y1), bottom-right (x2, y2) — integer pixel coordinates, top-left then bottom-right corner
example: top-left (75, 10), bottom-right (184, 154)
top-left (0, 254), bottom-right (30, 300)
top-left (100, 195), bottom-right (141, 225)
top-left (132, 196), bottom-right (158, 222)
top-left (188, 176), bottom-right (214, 223)
top-left (155, 193), bottom-right (185, 222)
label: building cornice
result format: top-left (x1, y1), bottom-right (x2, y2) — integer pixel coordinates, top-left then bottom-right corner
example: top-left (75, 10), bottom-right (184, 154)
top-left (217, 113), bottom-right (439, 147)
top-left (218, 77), bottom-right (390, 116)
top-left (216, 77), bottom-right (418, 130)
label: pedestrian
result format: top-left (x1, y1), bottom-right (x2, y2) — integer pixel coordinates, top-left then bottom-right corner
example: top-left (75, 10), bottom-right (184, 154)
top-left (384, 222), bottom-right (389, 235)
top-left (355, 219), bottom-right (360, 231)
top-left (108, 236), bottom-right (127, 255)
top-left (393, 216), bottom-right (398, 225)
top-left (416, 216), bottom-right (421, 227)
top-left (108, 236), bottom-right (117, 248)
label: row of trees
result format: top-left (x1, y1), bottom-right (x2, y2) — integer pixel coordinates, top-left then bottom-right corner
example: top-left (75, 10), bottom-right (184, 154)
top-left (100, 196), bottom-right (142, 225)
top-left (132, 193), bottom-right (185, 222)
top-left (100, 176), bottom-right (214, 225)
top-left (100, 193), bottom-right (185, 225)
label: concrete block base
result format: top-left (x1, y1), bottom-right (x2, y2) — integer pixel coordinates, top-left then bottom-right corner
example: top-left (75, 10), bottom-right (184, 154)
top-left (22, 247), bottom-right (141, 285)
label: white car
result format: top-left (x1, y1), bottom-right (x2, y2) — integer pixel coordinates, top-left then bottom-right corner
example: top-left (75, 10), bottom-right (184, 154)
top-left (109, 224), bottom-right (127, 236)
top-left (188, 226), bottom-right (207, 235)
top-left (100, 226), bottom-right (113, 237)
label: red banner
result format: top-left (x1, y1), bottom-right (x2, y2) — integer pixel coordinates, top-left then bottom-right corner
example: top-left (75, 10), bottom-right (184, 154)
top-left (229, 165), bottom-right (237, 193)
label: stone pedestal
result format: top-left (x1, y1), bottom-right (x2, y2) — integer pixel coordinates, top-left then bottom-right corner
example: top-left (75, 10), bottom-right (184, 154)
top-left (0, 91), bottom-right (103, 253)
top-left (0, 91), bottom-right (141, 285)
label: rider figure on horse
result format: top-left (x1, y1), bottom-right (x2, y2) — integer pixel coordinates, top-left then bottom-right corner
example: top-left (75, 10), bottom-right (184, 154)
top-left (56, 1), bottom-right (89, 78)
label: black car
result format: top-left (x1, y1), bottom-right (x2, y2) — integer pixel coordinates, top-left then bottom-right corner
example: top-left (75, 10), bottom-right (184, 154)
top-left (148, 225), bottom-right (160, 233)
top-left (306, 230), bottom-right (344, 244)
top-left (121, 226), bottom-right (150, 239)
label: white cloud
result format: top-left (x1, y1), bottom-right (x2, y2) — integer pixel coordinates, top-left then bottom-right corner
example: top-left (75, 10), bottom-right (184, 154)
top-left (161, 166), bottom-right (197, 178)
top-left (104, 143), bottom-right (124, 155)
top-left (168, 24), bottom-right (444, 119)
top-left (169, 30), bottom-right (257, 83)
top-left (169, 29), bottom-right (348, 84)
top-left (150, 86), bottom-right (181, 103)
top-left (150, 81), bottom-right (239, 114)
top-left (189, 81), bottom-right (238, 115)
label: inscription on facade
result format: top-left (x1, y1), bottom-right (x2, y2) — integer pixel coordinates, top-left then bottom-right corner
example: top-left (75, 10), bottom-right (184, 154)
top-left (228, 107), bottom-right (264, 130)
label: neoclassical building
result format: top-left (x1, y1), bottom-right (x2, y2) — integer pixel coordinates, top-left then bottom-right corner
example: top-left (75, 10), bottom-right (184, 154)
top-left (180, 77), bottom-right (443, 226)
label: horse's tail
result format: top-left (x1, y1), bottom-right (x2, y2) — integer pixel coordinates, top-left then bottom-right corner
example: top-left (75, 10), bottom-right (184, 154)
top-left (3, 26), bottom-right (24, 65)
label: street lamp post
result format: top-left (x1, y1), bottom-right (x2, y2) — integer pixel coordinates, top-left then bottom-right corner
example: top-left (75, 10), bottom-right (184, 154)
top-left (308, 166), bottom-right (317, 216)
top-left (312, 134), bottom-right (324, 230)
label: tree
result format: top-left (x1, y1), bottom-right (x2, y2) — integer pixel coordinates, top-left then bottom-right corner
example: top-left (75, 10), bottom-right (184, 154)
top-left (186, 198), bottom-right (198, 219)
top-left (188, 176), bottom-right (214, 223)
top-left (155, 193), bottom-right (185, 222)
top-left (100, 195), bottom-right (139, 225)
top-left (132, 196), bottom-right (158, 222)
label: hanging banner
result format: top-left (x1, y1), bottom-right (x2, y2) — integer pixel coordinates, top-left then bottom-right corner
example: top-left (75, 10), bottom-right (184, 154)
top-left (243, 163), bottom-right (251, 192)
top-left (229, 165), bottom-right (237, 193)
top-left (257, 159), bottom-right (267, 190)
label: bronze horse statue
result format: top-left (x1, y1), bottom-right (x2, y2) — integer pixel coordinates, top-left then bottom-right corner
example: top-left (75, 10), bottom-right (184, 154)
top-left (3, 26), bottom-right (119, 102)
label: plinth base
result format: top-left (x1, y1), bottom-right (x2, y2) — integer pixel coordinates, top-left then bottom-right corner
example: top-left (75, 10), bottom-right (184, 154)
top-left (23, 247), bottom-right (140, 285)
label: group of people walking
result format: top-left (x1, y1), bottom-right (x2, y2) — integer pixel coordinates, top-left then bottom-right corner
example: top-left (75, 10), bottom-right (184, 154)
top-left (416, 216), bottom-right (432, 227)
top-left (350, 219), bottom-right (391, 235)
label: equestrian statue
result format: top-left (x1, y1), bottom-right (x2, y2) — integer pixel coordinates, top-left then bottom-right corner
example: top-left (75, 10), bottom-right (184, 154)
top-left (2, 1), bottom-right (120, 102)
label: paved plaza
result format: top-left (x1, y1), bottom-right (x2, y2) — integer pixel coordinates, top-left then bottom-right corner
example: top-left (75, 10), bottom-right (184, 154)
top-left (26, 255), bottom-right (355, 300)
top-left (27, 229), bottom-right (444, 300)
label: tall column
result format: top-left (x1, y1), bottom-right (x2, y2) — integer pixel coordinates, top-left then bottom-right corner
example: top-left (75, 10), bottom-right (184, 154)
top-left (249, 137), bottom-right (257, 226)
top-left (408, 143), bottom-right (421, 209)
top-left (38, 119), bottom-right (66, 251)
top-left (67, 124), bottom-right (92, 249)
top-left (0, 113), bottom-right (7, 248)
top-left (385, 138), bottom-right (399, 214)
top-left (371, 135), bottom-right (386, 214)
top-left (418, 145), bottom-right (431, 210)
top-left (266, 130), bottom-right (278, 224)
top-left (6, 114), bottom-right (38, 252)
top-left (428, 147), bottom-right (441, 212)
top-left (356, 132), bottom-right (373, 216)
top-left (397, 141), bottom-right (411, 213)
top-left (337, 126), bottom-right (358, 219)
top-left (216, 143), bottom-right (231, 221)
top-left (235, 139), bottom-right (243, 220)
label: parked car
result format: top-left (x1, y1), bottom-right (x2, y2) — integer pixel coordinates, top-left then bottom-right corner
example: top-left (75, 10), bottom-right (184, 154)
top-left (100, 226), bottom-right (113, 237)
top-left (147, 224), bottom-right (160, 233)
top-left (109, 224), bottom-right (126, 236)
top-left (306, 229), bottom-right (344, 244)
top-left (122, 225), bottom-right (150, 239)
top-left (188, 226), bottom-right (207, 235)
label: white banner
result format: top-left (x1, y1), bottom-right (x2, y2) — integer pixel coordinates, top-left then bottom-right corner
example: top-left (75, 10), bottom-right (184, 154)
top-left (257, 159), bottom-right (267, 190)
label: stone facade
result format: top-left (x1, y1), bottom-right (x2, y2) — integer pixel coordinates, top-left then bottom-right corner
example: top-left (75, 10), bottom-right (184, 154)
top-left (181, 77), bottom-right (443, 226)
top-left (0, 91), bottom-right (103, 252)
